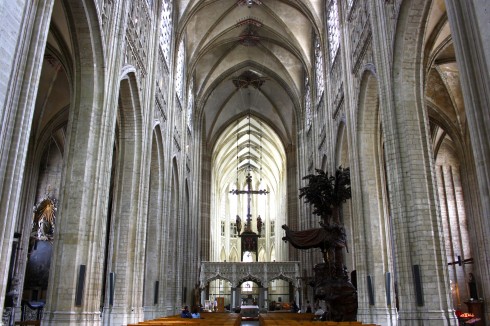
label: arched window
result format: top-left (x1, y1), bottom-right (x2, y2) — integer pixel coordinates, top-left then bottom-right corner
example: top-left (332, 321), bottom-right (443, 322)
top-left (315, 34), bottom-right (325, 103)
top-left (187, 77), bottom-right (194, 129)
top-left (175, 39), bottom-right (185, 101)
top-left (327, 0), bottom-right (340, 63)
top-left (305, 76), bottom-right (311, 128)
top-left (159, 0), bottom-right (172, 66)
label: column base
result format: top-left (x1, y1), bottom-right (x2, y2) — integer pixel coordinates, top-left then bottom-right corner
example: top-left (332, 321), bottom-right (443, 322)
top-left (42, 310), bottom-right (101, 326)
top-left (101, 306), bottom-right (144, 325)
top-left (357, 306), bottom-right (398, 326)
top-left (397, 309), bottom-right (458, 326)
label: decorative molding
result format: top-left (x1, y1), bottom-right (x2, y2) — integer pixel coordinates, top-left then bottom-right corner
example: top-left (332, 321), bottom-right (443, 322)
top-left (174, 126), bottom-right (181, 152)
top-left (348, 0), bottom-right (372, 74)
top-left (332, 97), bottom-right (344, 120)
top-left (237, 0), bottom-right (262, 7)
top-left (101, 0), bottom-right (115, 38)
top-left (236, 17), bottom-right (263, 28)
top-left (155, 96), bottom-right (167, 122)
top-left (238, 25), bottom-right (261, 47)
top-left (232, 70), bottom-right (268, 89)
top-left (125, 0), bottom-right (152, 91)
top-left (318, 124), bottom-right (326, 151)
top-left (200, 261), bottom-right (300, 288)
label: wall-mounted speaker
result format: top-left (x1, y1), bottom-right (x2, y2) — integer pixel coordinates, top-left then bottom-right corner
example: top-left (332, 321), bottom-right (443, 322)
top-left (385, 272), bottom-right (391, 304)
top-left (109, 272), bottom-right (115, 305)
top-left (413, 265), bottom-right (424, 306)
top-left (154, 281), bottom-right (159, 305)
top-left (75, 265), bottom-right (86, 306)
top-left (367, 275), bottom-right (375, 305)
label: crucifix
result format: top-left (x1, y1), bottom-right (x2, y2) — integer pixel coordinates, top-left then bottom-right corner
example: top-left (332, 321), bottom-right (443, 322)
top-left (230, 172), bottom-right (268, 261)
top-left (230, 172), bottom-right (268, 233)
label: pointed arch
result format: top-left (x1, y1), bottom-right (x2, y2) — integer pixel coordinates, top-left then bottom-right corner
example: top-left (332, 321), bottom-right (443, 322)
top-left (101, 70), bottom-right (146, 324)
top-left (143, 125), bottom-right (165, 315)
top-left (354, 70), bottom-right (393, 316)
top-left (388, 0), bottom-right (455, 322)
top-left (229, 247), bottom-right (239, 262)
top-left (41, 0), bottom-right (109, 322)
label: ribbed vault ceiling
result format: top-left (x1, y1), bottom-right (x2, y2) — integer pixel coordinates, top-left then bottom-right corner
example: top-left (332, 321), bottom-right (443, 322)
top-left (178, 0), bottom-right (323, 147)
top-left (213, 115), bottom-right (285, 194)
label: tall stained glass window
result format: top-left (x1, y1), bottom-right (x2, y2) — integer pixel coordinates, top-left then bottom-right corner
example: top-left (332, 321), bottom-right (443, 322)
top-left (175, 39), bottom-right (185, 101)
top-left (187, 77), bottom-right (194, 129)
top-left (327, 0), bottom-right (340, 63)
top-left (159, 0), bottom-right (172, 66)
top-left (315, 35), bottom-right (325, 103)
top-left (305, 76), bottom-right (311, 128)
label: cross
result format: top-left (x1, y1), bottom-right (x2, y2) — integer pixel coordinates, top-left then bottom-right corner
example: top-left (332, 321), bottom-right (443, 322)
top-left (230, 173), bottom-right (268, 233)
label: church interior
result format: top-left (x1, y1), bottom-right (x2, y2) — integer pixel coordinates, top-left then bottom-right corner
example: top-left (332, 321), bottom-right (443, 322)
top-left (0, 0), bottom-right (489, 325)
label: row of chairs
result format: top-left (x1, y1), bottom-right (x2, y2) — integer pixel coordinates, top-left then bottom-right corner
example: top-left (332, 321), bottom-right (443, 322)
top-left (259, 313), bottom-right (380, 326)
top-left (127, 312), bottom-right (241, 326)
top-left (260, 322), bottom-right (379, 326)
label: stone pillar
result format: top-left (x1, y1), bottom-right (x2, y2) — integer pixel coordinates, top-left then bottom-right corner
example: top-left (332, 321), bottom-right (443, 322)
top-left (200, 288), bottom-right (206, 308)
top-left (295, 287), bottom-right (300, 310)
top-left (235, 287), bottom-right (241, 308)
top-left (42, 0), bottom-right (126, 324)
top-left (364, 0), bottom-right (459, 324)
top-left (445, 1), bottom-right (490, 323)
top-left (0, 0), bottom-right (54, 318)
top-left (259, 288), bottom-right (265, 309)
top-left (263, 287), bottom-right (268, 310)
top-left (231, 288), bottom-right (236, 309)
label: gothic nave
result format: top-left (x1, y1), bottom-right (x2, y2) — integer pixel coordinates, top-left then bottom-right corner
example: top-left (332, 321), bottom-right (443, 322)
top-left (0, 0), bottom-right (489, 325)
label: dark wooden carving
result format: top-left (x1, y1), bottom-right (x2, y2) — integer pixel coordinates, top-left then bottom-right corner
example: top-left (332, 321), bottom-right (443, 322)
top-left (282, 168), bottom-right (357, 322)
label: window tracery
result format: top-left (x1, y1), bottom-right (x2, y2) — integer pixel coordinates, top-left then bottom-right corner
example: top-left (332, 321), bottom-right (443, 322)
top-left (175, 39), bottom-right (185, 101)
top-left (187, 77), bottom-right (194, 130)
top-left (315, 35), bottom-right (325, 103)
top-left (159, 0), bottom-right (172, 66)
top-left (305, 76), bottom-right (311, 129)
top-left (327, 0), bottom-right (340, 63)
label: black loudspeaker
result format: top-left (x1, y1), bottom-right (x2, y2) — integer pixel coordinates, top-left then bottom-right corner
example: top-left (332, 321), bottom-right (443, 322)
top-left (367, 275), bottom-right (375, 305)
top-left (109, 272), bottom-right (115, 305)
top-left (154, 281), bottom-right (159, 305)
top-left (75, 265), bottom-right (86, 306)
top-left (413, 265), bottom-right (424, 306)
top-left (385, 272), bottom-right (391, 304)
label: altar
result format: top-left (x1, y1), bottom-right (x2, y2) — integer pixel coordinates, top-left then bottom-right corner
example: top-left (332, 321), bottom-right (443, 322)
top-left (240, 305), bottom-right (259, 320)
